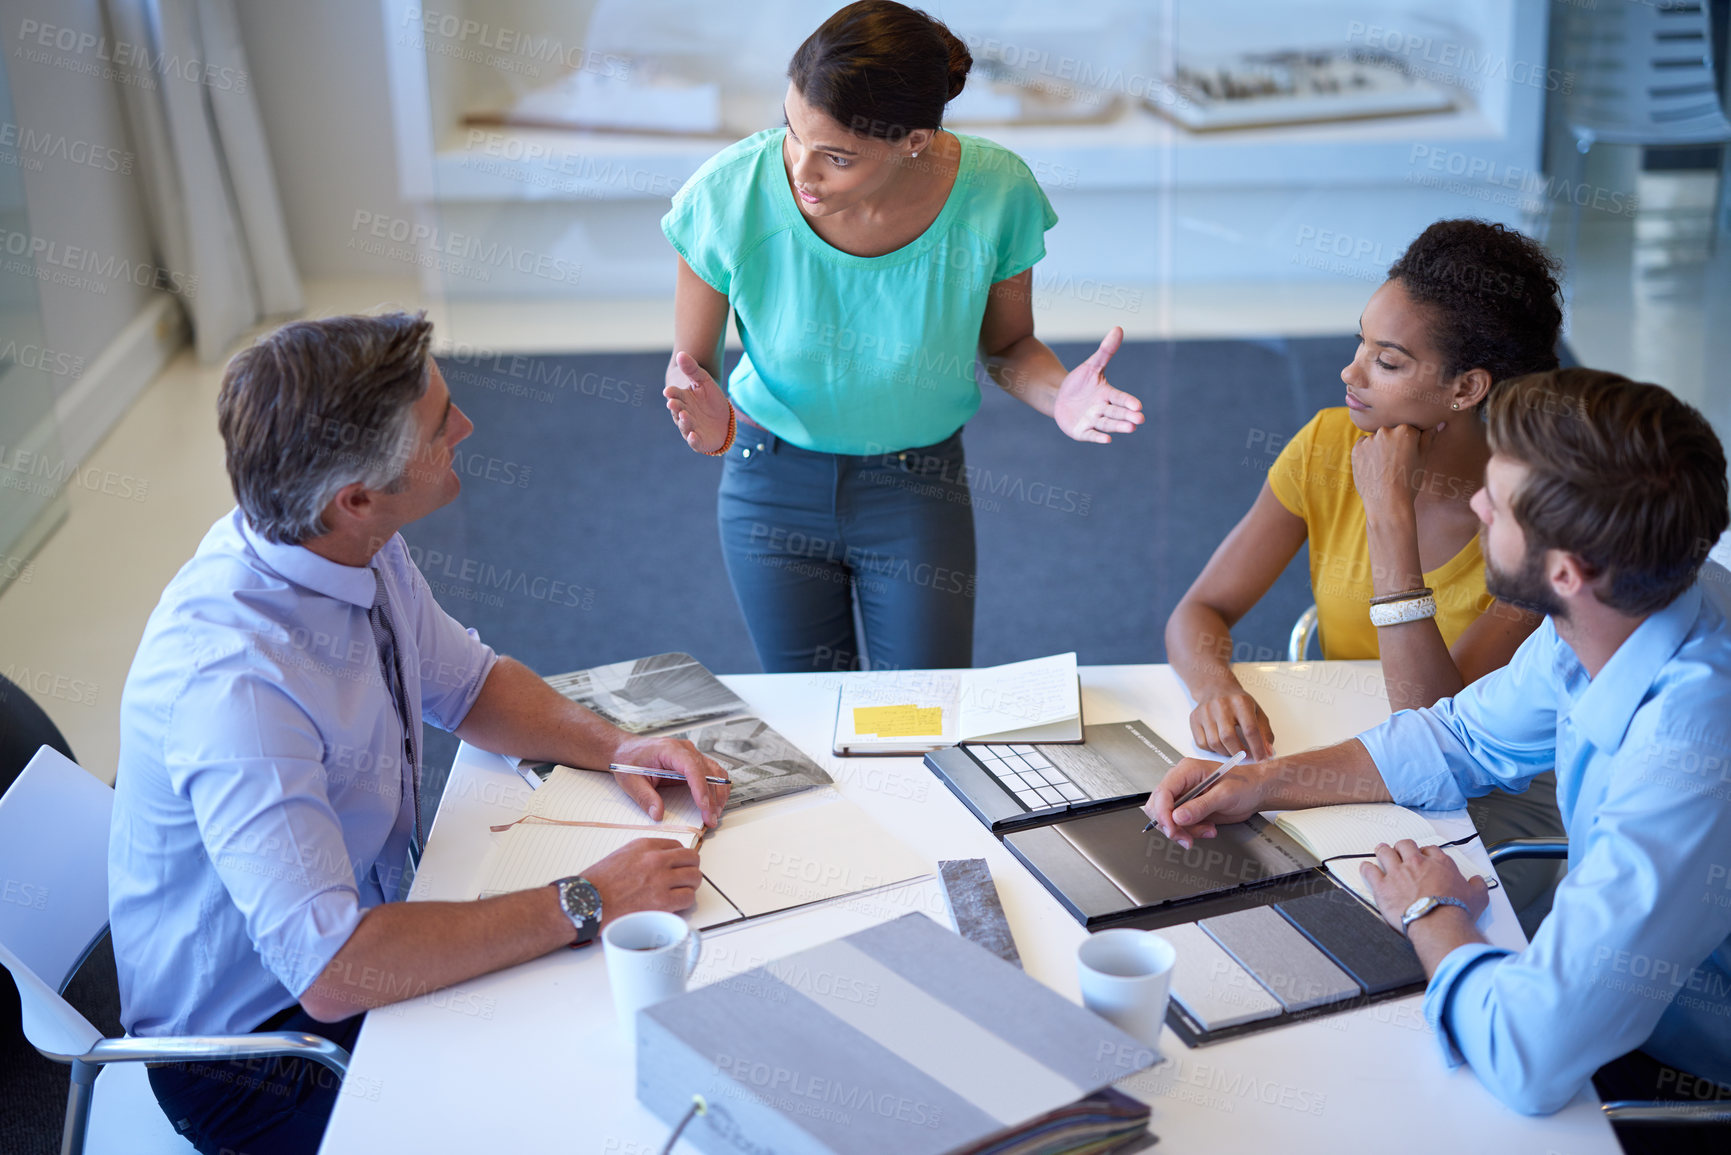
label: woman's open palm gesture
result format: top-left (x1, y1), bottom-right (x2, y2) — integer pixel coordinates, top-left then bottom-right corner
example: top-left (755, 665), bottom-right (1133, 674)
top-left (664, 351), bottom-right (733, 453)
top-left (1054, 327), bottom-right (1142, 443)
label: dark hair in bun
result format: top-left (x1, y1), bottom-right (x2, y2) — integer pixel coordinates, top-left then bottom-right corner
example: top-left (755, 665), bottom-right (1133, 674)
top-left (788, 1), bottom-right (972, 141)
top-left (1386, 219), bottom-right (1563, 401)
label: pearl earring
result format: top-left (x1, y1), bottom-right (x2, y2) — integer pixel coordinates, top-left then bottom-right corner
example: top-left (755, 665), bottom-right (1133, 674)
top-left (1451, 402), bottom-right (1459, 410)
top-left (911, 151), bottom-right (920, 158)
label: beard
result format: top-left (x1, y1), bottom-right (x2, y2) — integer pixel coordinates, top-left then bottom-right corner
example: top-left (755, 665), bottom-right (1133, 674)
top-left (1484, 532), bottom-right (1566, 621)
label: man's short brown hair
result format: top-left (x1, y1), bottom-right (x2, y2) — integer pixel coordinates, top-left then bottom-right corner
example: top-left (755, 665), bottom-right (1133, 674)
top-left (217, 312), bottom-right (433, 544)
top-left (1486, 367), bottom-right (1729, 615)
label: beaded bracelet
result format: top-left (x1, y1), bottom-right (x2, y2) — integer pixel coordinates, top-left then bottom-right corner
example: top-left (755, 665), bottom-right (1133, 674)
top-left (1369, 586), bottom-right (1433, 606)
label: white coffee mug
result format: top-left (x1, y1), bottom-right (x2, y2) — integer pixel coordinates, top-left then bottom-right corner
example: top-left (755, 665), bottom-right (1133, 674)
top-left (603, 910), bottom-right (702, 1047)
top-left (1077, 928), bottom-right (1177, 1053)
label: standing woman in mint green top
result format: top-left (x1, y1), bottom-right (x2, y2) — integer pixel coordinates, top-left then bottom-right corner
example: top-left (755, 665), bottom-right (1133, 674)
top-left (661, 1), bottom-right (1143, 674)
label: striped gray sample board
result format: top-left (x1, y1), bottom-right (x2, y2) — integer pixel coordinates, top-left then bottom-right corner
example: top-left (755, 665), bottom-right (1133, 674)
top-left (637, 912), bottom-right (1154, 1155)
top-left (1275, 890), bottom-right (1424, 996)
top-left (1160, 921), bottom-right (1283, 1031)
top-left (1199, 905), bottom-right (1361, 1012)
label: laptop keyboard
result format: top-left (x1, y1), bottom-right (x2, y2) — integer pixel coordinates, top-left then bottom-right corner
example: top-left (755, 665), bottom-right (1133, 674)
top-left (972, 744), bottom-right (1089, 812)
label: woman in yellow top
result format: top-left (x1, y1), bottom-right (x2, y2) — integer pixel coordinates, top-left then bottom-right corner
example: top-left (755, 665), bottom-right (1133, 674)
top-left (1167, 219), bottom-right (1561, 781)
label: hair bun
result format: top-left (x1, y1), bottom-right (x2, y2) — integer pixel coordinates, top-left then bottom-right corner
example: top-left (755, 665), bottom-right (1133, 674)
top-left (937, 23), bottom-right (972, 100)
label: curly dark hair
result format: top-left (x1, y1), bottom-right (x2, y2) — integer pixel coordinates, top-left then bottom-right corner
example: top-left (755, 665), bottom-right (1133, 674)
top-left (1386, 219), bottom-right (1562, 399)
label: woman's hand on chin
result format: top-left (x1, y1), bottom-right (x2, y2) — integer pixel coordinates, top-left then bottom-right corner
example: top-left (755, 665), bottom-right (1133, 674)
top-left (1351, 421), bottom-right (1442, 521)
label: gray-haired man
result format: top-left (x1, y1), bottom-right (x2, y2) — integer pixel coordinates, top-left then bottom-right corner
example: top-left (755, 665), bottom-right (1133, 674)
top-left (110, 313), bottom-right (726, 1153)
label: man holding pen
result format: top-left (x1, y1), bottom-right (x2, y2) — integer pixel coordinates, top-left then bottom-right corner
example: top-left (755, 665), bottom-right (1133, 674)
top-left (1148, 369), bottom-right (1731, 1126)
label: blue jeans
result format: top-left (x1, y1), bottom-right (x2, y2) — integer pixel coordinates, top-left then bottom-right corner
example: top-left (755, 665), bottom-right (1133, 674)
top-left (717, 424), bottom-right (977, 673)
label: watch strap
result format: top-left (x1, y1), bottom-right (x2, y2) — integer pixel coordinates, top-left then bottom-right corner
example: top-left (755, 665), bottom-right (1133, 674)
top-left (1402, 894), bottom-right (1469, 934)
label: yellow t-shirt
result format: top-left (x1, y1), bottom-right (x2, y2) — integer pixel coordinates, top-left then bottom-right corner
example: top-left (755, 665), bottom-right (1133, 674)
top-left (1266, 408), bottom-right (1493, 660)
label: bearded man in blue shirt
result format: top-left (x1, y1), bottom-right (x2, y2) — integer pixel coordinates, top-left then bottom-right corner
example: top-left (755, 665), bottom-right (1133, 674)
top-left (1151, 368), bottom-right (1731, 1140)
top-left (110, 312), bottom-right (729, 1154)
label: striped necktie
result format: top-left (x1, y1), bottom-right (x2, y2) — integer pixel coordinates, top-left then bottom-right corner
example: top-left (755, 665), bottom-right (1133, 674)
top-left (369, 567), bottom-right (422, 858)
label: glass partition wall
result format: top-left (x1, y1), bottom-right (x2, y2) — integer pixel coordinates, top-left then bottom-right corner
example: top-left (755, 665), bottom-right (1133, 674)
top-left (386, 0), bottom-right (1731, 686)
top-left (0, 43), bottom-right (67, 596)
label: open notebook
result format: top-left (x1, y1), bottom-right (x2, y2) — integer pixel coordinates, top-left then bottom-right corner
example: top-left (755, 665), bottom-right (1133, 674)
top-left (479, 766), bottom-right (706, 897)
top-left (1270, 803), bottom-right (1494, 908)
top-left (832, 652), bottom-right (1082, 755)
top-left (476, 767), bottom-right (932, 925)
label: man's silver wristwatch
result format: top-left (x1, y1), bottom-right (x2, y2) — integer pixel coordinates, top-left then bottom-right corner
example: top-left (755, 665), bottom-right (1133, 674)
top-left (552, 875), bottom-right (603, 947)
top-left (1401, 894), bottom-right (1470, 935)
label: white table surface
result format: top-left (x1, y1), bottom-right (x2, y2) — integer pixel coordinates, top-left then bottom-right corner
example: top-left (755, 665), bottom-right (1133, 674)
top-left (320, 662), bottom-right (1621, 1154)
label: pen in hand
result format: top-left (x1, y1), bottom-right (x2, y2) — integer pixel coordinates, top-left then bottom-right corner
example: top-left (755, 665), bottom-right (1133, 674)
top-left (1143, 750), bottom-right (1248, 835)
top-left (608, 762), bottom-right (732, 786)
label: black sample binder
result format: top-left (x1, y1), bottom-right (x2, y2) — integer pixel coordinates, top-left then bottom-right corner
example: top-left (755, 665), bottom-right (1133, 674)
top-left (924, 720), bottom-right (1184, 834)
top-left (1002, 806), bottom-right (1320, 927)
top-left (1162, 886), bottom-right (1428, 1047)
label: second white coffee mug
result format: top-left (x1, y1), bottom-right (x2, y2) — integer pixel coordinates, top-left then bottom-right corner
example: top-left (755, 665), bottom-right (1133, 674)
top-left (1076, 928), bottom-right (1177, 1053)
top-left (603, 910), bottom-right (702, 1048)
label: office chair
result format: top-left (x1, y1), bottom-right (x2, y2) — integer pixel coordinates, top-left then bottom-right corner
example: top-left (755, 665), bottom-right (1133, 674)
top-left (1287, 604), bottom-right (1320, 662)
top-left (1552, 0), bottom-right (1731, 269)
top-left (1488, 839), bottom-right (1731, 1127)
top-left (0, 746), bottom-right (350, 1155)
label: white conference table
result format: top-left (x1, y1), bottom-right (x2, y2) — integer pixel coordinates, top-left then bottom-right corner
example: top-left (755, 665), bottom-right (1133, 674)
top-left (320, 662), bottom-right (1621, 1154)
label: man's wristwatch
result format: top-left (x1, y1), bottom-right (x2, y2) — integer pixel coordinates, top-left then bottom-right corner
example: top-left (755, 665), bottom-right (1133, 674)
top-left (1401, 894), bottom-right (1470, 936)
top-left (552, 875), bottom-right (603, 947)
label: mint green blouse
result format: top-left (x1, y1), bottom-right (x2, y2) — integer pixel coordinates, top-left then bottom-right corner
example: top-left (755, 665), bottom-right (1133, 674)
top-left (661, 129), bottom-right (1058, 455)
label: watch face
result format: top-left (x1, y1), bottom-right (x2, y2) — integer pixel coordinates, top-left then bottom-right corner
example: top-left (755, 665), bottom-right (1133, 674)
top-left (564, 878), bottom-right (602, 922)
top-left (1403, 897), bottom-right (1435, 923)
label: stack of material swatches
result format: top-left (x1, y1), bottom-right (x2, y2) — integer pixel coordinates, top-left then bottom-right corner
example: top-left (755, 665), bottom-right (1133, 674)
top-left (1164, 887), bottom-right (1428, 1045)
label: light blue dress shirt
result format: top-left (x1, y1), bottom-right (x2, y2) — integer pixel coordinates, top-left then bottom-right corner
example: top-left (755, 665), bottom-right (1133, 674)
top-left (110, 509), bottom-right (497, 1037)
top-left (1359, 577), bottom-right (1731, 1114)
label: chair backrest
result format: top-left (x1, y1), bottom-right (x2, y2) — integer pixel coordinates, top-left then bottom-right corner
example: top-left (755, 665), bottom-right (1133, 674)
top-left (1561, 0), bottom-right (1731, 146)
top-left (0, 745), bottom-right (113, 1059)
top-left (1287, 604), bottom-right (1320, 663)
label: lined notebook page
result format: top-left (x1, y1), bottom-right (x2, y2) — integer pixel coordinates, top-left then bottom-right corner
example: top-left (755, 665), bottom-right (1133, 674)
top-left (1272, 804), bottom-right (1492, 908)
top-left (1270, 804), bottom-right (1440, 861)
top-left (476, 767), bottom-right (704, 898)
top-left (1325, 846), bottom-right (1489, 907)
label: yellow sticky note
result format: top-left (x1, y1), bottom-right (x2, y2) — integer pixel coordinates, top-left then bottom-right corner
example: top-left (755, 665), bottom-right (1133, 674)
top-left (852, 705), bottom-right (944, 738)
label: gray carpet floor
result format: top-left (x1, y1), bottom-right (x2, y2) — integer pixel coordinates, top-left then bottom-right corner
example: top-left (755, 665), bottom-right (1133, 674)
top-left (407, 335), bottom-right (1362, 800)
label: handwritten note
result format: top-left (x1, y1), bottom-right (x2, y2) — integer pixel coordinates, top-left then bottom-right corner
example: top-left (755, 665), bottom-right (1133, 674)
top-left (852, 704), bottom-right (944, 738)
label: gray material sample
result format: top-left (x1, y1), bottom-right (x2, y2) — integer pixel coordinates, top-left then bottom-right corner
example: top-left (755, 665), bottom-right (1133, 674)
top-left (1060, 810), bottom-right (1316, 909)
top-left (637, 913), bottom-right (1156, 1155)
top-left (1003, 823), bottom-right (1134, 923)
top-left (846, 911), bottom-right (1139, 1092)
top-left (1199, 905), bottom-right (1362, 1012)
top-left (938, 858), bottom-right (1022, 968)
top-left (1275, 889), bottom-right (1425, 996)
top-left (1160, 921), bottom-right (1284, 1031)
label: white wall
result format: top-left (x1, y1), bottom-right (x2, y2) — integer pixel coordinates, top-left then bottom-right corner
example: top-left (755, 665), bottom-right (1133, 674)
top-left (3, 0), bottom-right (161, 404)
top-left (235, 0), bottom-right (416, 279)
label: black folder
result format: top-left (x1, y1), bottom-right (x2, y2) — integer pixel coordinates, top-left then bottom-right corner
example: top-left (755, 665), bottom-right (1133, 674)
top-left (1003, 806), bottom-right (1319, 927)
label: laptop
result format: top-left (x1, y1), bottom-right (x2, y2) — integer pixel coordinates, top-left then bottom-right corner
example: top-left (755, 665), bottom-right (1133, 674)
top-left (923, 720), bottom-right (1186, 834)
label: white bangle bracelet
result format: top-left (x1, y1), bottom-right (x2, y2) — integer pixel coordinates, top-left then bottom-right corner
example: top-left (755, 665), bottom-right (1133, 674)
top-left (1369, 593), bottom-right (1438, 627)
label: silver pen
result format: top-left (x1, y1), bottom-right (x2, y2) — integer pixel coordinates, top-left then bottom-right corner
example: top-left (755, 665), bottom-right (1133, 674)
top-left (607, 762), bottom-right (732, 786)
